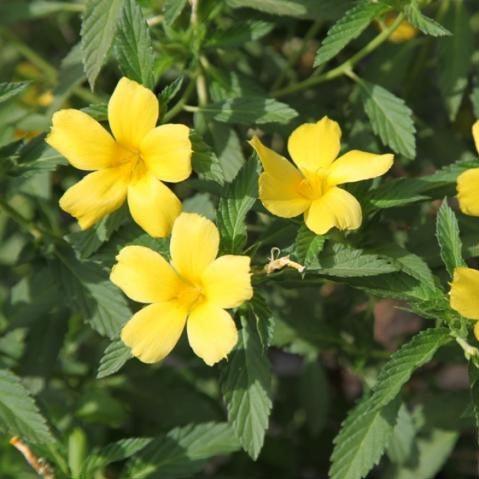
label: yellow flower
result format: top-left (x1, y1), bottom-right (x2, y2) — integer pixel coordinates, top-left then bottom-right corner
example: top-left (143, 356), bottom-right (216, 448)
top-left (110, 212), bottom-right (253, 365)
top-left (46, 77), bottom-right (192, 237)
top-left (249, 117), bottom-right (394, 235)
top-left (457, 121), bottom-right (479, 217)
top-left (384, 15), bottom-right (418, 43)
top-left (450, 267), bottom-right (479, 340)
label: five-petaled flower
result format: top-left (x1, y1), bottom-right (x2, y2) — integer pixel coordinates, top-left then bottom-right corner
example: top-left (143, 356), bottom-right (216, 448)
top-left (450, 267), bottom-right (479, 340)
top-left (249, 116), bottom-right (394, 235)
top-left (110, 212), bottom-right (253, 366)
top-left (46, 77), bottom-right (192, 237)
top-left (457, 121), bottom-right (479, 217)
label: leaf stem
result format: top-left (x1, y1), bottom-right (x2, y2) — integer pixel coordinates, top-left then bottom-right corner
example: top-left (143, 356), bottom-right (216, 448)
top-left (272, 12), bottom-right (405, 98)
top-left (163, 79), bottom-right (197, 122)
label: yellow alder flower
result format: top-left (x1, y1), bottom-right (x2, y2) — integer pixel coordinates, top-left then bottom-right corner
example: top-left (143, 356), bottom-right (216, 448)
top-left (457, 121), bottom-right (479, 217)
top-left (450, 267), bottom-right (479, 340)
top-left (110, 212), bottom-right (253, 366)
top-left (384, 15), bottom-right (418, 44)
top-left (249, 117), bottom-right (394, 235)
top-left (46, 77), bottom-right (192, 237)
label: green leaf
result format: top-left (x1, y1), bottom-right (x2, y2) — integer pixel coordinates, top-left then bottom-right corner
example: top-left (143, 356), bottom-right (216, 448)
top-left (210, 123), bottom-right (245, 182)
top-left (330, 328), bottom-right (451, 479)
top-left (207, 20), bottom-right (273, 48)
top-left (54, 247), bottom-right (131, 339)
top-left (359, 79), bottom-right (416, 159)
top-left (0, 1), bottom-right (81, 24)
top-left (330, 397), bottom-right (400, 479)
top-left (163, 0), bottom-right (187, 25)
top-left (81, 437), bottom-right (151, 478)
top-left (386, 404), bottom-right (416, 465)
top-left (468, 363), bottom-right (479, 444)
top-left (0, 369), bottom-right (54, 443)
top-left (81, 103), bottom-right (108, 121)
top-left (66, 207), bottom-right (128, 258)
top-left (314, 243), bottom-right (399, 277)
top-left (158, 77), bottom-right (184, 109)
top-left (199, 97), bottom-right (297, 125)
top-left (217, 158), bottom-right (258, 253)
top-left (126, 422), bottom-right (240, 479)
top-left (226, 0), bottom-right (308, 17)
top-left (220, 314), bottom-right (272, 459)
top-left (81, 0), bottom-right (125, 89)
top-left (0, 81), bottom-right (30, 104)
top-left (367, 328), bottom-right (451, 412)
top-left (190, 130), bottom-right (224, 185)
top-left (314, 0), bottom-right (390, 66)
top-left (388, 429), bottom-right (458, 479)
top-left (97, 340), bottom-right (132, 379)
top-left (294, 225), bottom-right (325, 268)
top-left (405, 0), bottom-right (451, 37)
top-left (436, 200), bottom-right (465, 276)
top-left (116, 0), bottom-right (157, 89)
top-left (438, 0), bottom-right (473, 121)
top-left (249, 295), bottom-right (275, 350)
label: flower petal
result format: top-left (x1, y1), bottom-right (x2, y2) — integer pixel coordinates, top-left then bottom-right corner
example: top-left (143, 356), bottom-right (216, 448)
top-left (121, 301), bottom-right (187, 363)
top-left (46, 109), bottom-right (119, 170)
top-left (187, 302), bottom-right (238, 366)
top-left (170, 213), bottom-right (219, 283)
top-left (59, 166), bottom-right (129, 229)
top-left (457, 168), bottom-right (479, 217)
top-left (450, 267), bottom-right (479, 320)
top-left (127, 172), bottom-right (181, 238)
top-left (202, 255), bottom-right (253, 309)
top-left (110, 245), bottom-right (181, 303)
top-left (249, 136), bottom-right (309, 218)
top-left (140, 124), bottom-right (192, 182)
top-left (304, 187), bottom-right (362, 235)
top-left (288, 117), bottom-right (341, 174)
top-left (473, 120), bottom-right (479, 153)
top-left (328, 150), bottom-right (394, 185)
top-left (108, 77), bottom-right (159, 149)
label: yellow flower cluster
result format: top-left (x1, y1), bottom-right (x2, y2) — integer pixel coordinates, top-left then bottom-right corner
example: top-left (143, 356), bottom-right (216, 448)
top-left (449, 121), bottom-right (479, 338)
top-left (47, 77), bottom-right (395, 365)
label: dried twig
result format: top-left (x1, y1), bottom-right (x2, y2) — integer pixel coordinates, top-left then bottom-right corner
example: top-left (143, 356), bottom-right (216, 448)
top-left (10, 437), bottom-right (55, 479)
top-left (264, 247), bottom-right (305, 275)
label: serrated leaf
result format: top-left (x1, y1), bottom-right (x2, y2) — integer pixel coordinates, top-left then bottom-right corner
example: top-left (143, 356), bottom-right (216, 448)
top-left (220, 315), bottom-right (272, 459)
top-left (0, 370), bottom-right (54, 443)
top-left (190, 130), bottom-right (224, 185)
top-left (81, 437), bottom-right (151, 478)
top-left (314, 243), bottom-right (399, 277)
top-left (158, 77), bottom-right (184, 109)
top-left (249, 295), bottom-right (275, 350)
top-left (359, 79), bottom-right (416, 159)
top-left (438, 0), bottom-right (473, 121)
top-left (163, 0), bottom-right (187, 25)
top-left (0, 81), bottom-right (30, 104)
top-left (97, 340), bottom-right (132, 379)
top-left (294, 225), bottom-right (325, 268)
top-left (54, 247), bottom-right (131, 339)
top-left (226, 0), bottom-right (307, 17)
top-left (207, 20), bottom-right (273, 48)
top-left (126, 422), bottom-right (240, 479)
top-left (81, 103), bottom-right (108, 121)
top-left (405, 0), bottom-right (451, 37)
top-left (468, 363), bottom-right (479, 444)
top-left (386, 404), bottom-right (416, 465)
top-left (81, 0), bottom-right (125, 89)
top-left (210, 122), bottom-right (245, 182)
top-left (199, 96), bottom-right (297, 125)
top-left (436, 200), bottom-right (465, 276)
top-left (330, 397), bottom-right (400, 479)
top-left (115, 0), bottom-right (156, 89)
top-left (314, 0), bottom-right (390, 66)
top-left (217, 158), bottom-right (258, 253)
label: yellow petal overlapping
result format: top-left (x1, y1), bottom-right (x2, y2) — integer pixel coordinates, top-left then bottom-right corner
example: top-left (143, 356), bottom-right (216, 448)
top-left (457, 121), bottom-right (479, 217)
top-left (111, 212), bottom-right (253, 366)
top-left (46, 77), bottom-right (192, 237)
top-left (250, 116), bottom-right (393, 235)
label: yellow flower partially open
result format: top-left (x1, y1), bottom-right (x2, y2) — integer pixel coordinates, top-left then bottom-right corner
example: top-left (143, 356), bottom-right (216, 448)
top-left (46, 77), bottom-right (192, 237)
top-left (250, 117), bottom-right (394, 235)
top-left (450, 267), bottom-right (479, 340)
top-left (111, 212), bottom-right (253, 366)
top-left (457, 121), bottom-right (479, 217)
top-left (384, 15), bottom-right (418, 43)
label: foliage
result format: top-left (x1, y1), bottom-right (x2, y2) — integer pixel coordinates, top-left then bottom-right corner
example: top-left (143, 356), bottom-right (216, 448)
top-left (1, 0), bottom-right (479, 478)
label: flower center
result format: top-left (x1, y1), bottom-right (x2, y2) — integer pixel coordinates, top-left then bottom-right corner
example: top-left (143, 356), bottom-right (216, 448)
top-left (117, 145), bottom-right (146, 181)
top-left (176, 282), bottom-right (204, 311)
top-left (297, 172), bottom-right (330, 200)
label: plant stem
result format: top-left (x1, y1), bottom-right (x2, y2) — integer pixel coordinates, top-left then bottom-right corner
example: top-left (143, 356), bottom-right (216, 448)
top-left (272, 12), bottom-right (405, 98)
top-left (163, 80), bottom-right (197, 122)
